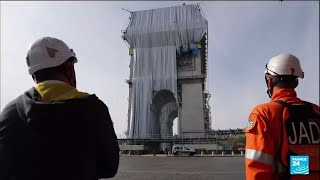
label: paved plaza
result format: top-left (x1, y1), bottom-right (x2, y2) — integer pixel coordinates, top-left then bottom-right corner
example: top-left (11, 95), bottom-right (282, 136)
top-left (110, 155), bottom-right (245, 180)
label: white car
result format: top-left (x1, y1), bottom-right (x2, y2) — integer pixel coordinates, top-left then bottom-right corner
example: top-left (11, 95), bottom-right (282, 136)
top-left (172, 145), bottom-right (196, 156)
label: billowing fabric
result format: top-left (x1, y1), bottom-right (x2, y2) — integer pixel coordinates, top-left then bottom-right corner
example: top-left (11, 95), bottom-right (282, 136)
top-left (124, 4), bottom-right (207, 138)
top-left (124, 4), bottom-right (208, 48)
top-left (0, 87), bottom-right (119, 180)
top-left (244, 88), bottom-right (320, 180)
top-left (129, 46), bottom-right (177, 138)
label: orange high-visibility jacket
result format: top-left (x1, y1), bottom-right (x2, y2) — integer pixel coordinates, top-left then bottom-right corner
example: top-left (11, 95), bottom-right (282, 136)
top-left (244, 88), bottom-right (320, 180)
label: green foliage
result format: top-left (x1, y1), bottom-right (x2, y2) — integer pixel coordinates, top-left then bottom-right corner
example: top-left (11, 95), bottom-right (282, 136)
top-left (224, 135), bottom-right (246, 147)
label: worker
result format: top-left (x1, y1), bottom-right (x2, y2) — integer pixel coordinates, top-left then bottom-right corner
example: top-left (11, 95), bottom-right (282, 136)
top-left (0, 37), bottom-right (120, 180)
top-left (244, 53), bottom-right (320, 180)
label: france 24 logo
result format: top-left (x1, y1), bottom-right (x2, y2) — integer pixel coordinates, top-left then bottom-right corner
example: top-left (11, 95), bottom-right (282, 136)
top-left (290, 156), bottom-right (309, 175)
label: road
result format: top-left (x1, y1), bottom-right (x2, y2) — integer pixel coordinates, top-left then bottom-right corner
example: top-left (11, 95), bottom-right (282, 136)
top-left (110, 155), bottom-right (245, 180)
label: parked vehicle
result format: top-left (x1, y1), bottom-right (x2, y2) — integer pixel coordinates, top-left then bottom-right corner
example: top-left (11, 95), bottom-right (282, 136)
top-left (172, 145), bottom-right (196, 156)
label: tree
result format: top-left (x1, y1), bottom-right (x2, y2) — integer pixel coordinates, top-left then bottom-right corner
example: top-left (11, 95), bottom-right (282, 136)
top-left (224, 134), bottom-right (246, 148)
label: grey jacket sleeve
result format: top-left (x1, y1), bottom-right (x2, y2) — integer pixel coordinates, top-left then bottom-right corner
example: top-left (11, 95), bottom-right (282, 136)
top-left (0, 100), bottom-right (20, 180)
top-left (96, 102), bottom-right (120, 179)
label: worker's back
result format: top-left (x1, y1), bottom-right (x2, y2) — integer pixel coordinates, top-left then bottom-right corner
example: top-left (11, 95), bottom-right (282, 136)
top-left (0, 88), bottom-right (119, 180)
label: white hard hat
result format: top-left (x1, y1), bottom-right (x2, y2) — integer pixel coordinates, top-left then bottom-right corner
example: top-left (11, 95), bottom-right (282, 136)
top-left (265, 53), bottom-right (304, 79)
top-left (26, 37), bottom-right (77, 75)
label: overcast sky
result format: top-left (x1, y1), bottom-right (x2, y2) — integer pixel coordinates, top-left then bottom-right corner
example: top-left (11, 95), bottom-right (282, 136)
top-left (1, 1), bottom-right (319, 138)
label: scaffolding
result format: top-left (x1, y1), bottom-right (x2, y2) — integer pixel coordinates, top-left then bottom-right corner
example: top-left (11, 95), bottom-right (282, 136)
top-left (123, 4), bottom-right (208, 139)
top-left (118, 128), bottom-right (245, 145)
